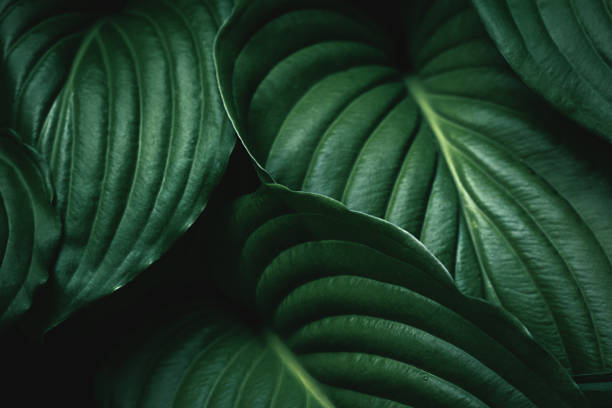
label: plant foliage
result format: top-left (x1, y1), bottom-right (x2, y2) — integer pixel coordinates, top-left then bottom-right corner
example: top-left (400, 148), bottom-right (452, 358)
top-left (1, 0), bottom-right (611, 406)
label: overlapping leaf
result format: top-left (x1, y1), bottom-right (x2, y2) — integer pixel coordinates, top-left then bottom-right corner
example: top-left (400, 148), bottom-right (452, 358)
top-left (0, 0), bottom-right (235, 327)
top-left (225, 186), bottom-right (587, 407)
top-left (98, 185), bottom-right (587, 407)
top-left (215, 0), bottom-right (612, 373)
top-left (0, 129), bottom-right (60, 327)
top-left (98, 305), bottom-right (335, 408)
top-left (472, 0), bottom-right (612, 143)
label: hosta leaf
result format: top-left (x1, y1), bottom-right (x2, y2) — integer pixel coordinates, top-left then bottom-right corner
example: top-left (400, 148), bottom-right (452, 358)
top-left (0, 129), bottom-right (60, 327)
top-left (98, 185), bottom-right (587, 408)
top-left (98, 304), bottom-right (335, 408)
top-left (472, 0), bottom-right (612, 143)
top-left (0, 0), bottom-right (235, 327)
top-left (224, 185), bottom-right (586, 407)
top-left (0, 1), bottom-right (109, 135)
top-left (215, 0), bottom-right (612, 373)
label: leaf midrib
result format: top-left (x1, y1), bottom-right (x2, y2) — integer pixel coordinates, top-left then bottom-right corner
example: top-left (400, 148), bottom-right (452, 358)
top-left (265, 331), bottom-right (336, 408)
top-left (405, 76), bottom-right (608, 371)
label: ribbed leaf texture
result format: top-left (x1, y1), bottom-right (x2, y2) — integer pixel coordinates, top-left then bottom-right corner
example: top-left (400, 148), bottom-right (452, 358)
top-left (0, 0), bottom-right (235, 328)
top-left (98, 305), bottom-right (335, 408)
top-left (0, 129), bottom-right (60, 327)
top-left (472, 0), bottom-right (612, 144)
top-left (215, 0), bottom-right (612, 373)
top-left (97, 185), bottom-right (589, 408)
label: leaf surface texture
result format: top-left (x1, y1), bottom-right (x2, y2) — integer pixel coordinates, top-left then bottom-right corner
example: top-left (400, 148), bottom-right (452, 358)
top-left (472, 0), bottom-right (612, 143)
top-left (0, 0), bottom-right (235, 327)
top-left (99, 305), bottom-right (334, 408)
top-left (215, 0), bottom-right (612, 373)
top-left (99, 186), bottom-right (588, 407)
top-left (0, 130), bottom-right (60, 327)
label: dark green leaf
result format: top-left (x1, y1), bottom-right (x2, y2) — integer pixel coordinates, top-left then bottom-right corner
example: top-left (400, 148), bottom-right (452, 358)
top-left (98, 304), bottom-right (335, 408)
top-left (472, 0), bottom-right (612, 143)
top-left (0, 0), bottom-right (235, 328)
top-left (98, 185), bottom-right (587, 407)
top-left (215, 0), bottom-right (612, 373)
top-left (221, 185), bottom-right (586, 407)
top-left (0, 129), bottom-right (60, 327)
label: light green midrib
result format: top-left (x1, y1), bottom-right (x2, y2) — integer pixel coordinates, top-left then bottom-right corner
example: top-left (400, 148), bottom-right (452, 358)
top-left (404, 77), bottom-right (495, 297)
top-left (408, 75), bottom-right (612, 373)
top-left (404, 78), bottom-right (539, 299)
top-left (404, 77), bottom-right (577, 369)
top-left (265, 331), bottom-right (336, 408)
top-left (403, 78), bottom-right (453, 177)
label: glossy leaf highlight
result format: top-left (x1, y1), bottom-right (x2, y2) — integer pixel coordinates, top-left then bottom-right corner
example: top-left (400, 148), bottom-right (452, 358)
top-left (215, 0), bottom-right (612, 373)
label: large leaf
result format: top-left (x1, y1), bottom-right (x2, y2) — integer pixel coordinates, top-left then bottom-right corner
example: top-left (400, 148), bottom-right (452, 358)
top-left (472, 0), bottom-right (612, 143)
top-left (0, 129), bottom-right (60, 327)
top-left (215, 0), bottom-right (612, 373)
top-left (0, 0), bottom-right (235, 327)
top-left (99, 185), bottom-right (587, 407)
top-left (98, 304), bottom-right (335, 408)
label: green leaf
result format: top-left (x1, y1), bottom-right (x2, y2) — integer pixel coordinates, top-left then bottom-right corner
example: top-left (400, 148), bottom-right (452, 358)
top-left (98, 304), bottom-right (335, 408)
top-left (226, 185), bottom-right (587, 407)
top-left (472, 0), bottom-right (612, 143)
top-left (98, 185), bottom-right (587, 407)
top-left (0, 0), bottom-right (235, 328)
top-left (0, 129), bottom-right (60, 328)
top-left (215, 0), bottom-right (612, 373)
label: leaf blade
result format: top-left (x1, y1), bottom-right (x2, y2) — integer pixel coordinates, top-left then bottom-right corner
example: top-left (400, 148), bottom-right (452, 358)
top-left (1, 0), bottom-right (236, 327)
top-left (215, 0), bottom-right (612, 373)
top-left (220, 185), bottom-right (587, 407)
top-left (0, 129), bottom-right (60, 327)
top-left (472, 0), bottom-right (612, 143)
top-left (98, 304), bottom-right (335, 408)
